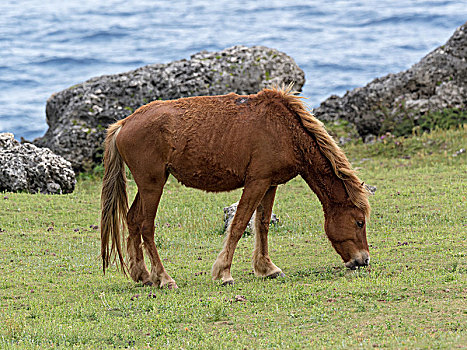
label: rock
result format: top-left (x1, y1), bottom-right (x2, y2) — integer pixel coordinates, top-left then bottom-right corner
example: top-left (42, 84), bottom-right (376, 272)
top-left (0, 133), bottom-right (75, 194)
top-left (33, 45), bottom-right (305, 172)
top-left (365, 184), bottom-right (377, 195)
top-left (223, 202), bottom-right (279, 233)
top-left (453, 148), bottom-right (465, 157)
top-left (314, 21), bottom-right (467, 139)
top-left (233, 295), bottom-right (247, 302)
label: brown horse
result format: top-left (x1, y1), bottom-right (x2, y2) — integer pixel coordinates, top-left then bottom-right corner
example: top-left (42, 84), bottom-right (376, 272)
top-left (100, 85), bottom-right (371, 289)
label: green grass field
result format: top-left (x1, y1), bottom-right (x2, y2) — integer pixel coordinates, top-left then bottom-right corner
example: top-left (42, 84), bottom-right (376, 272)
top-left (1, 127), bottom-right (466, 349)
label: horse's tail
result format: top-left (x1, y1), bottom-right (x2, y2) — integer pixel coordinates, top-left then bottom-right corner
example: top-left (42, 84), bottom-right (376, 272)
top-left (100, 121), bottom-right (128, 275)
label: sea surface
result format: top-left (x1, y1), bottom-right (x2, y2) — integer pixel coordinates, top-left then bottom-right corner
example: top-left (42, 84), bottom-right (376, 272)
top-left (1, 0), bottom-right (466, 140)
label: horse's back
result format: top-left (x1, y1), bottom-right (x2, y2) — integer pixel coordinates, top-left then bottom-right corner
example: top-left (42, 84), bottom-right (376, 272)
top-left (116, 93), bottom-right (298, 191)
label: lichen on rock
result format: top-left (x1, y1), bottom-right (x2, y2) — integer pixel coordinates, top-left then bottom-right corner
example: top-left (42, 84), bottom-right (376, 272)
top-left (0, 133), bottom-right (75, 194)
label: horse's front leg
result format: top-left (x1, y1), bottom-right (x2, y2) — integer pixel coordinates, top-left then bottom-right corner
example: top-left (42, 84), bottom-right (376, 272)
top-left (252, 186), bottom-right (284, 278)
top-left (212, 180), bottom-right (270, 285)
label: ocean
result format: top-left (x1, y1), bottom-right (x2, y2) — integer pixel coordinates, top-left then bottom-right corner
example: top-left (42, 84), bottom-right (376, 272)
top-left (1, 0), bottom-right (466, 140)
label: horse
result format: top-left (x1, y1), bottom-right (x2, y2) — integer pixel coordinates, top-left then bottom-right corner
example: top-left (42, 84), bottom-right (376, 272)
top-left (100, 85), bottom-right (371, 289)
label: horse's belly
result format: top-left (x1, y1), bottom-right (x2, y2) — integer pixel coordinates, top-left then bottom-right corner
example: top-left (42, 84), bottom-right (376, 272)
top-left (168, 163), bottom-right (245, 192)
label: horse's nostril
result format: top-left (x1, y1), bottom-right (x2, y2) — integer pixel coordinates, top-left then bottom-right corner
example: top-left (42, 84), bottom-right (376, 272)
top-left (364, 258), bottom-right (370, 265)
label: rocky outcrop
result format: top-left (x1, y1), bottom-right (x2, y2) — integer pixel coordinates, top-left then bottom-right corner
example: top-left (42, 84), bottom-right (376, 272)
top-left (315, 21), bottom-right (467, 139)
top-left (33, 45), bottom-right (305, 172)
top-left (0, 133), bottom-right (75, 194)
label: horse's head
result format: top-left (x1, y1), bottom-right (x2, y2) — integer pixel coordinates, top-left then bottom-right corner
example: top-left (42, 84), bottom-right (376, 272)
top-left (324, 205), bottom-right (369, 269)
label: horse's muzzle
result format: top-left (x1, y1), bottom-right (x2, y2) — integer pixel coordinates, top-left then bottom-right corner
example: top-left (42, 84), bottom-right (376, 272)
top-left (345, 251), bottom-right (370, 270)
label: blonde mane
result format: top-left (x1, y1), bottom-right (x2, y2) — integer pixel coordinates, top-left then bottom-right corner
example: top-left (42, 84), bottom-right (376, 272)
top-left (269, 85), bottom-right (371, 218)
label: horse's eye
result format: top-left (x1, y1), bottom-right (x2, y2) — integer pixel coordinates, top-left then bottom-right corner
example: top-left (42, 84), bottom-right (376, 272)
top-left (356, 221), bottom-right (365, 228)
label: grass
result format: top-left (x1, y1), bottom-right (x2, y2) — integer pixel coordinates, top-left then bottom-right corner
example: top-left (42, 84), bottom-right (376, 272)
top-left (378, 107), bottom-right (467, 137)
top-left (0, 127), bottom-right (466, 349)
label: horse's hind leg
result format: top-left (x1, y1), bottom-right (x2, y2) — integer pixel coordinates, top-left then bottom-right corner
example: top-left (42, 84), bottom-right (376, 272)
top-left (127, 192), bottom-right (151, 284)
top-left (252, 186), bottom-right (284, 278)
top-left (212, 180), bottom-right (270, 285)
top-left (138, 179), bottom-right (177, 289)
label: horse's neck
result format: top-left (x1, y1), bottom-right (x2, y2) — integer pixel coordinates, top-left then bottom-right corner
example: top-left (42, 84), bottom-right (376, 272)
top-left (300, 145), bottom-right (348, 212)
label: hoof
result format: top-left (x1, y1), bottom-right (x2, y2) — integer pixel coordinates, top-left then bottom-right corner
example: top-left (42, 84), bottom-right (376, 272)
top-left (166, 282), bottom-right (178, 290)
top-left (222, 280), bottom-right (234, 286)
top-left (159, 280), bottom-right (178, 290)
top-left (266, 271), bottom-right (285, 279)
top-left (143, 281), bottom-right (154, 286)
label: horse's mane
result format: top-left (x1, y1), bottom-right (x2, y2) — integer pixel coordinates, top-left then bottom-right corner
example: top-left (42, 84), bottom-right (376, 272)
top-left (263, 85), bottom-right (371, 218)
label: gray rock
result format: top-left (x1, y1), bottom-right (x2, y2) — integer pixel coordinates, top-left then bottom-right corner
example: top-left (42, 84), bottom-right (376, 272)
top-left (314, 21), bottom-right (467, 138)
top-left (33, 45), bottom-right (305, 172)
top-left (0, 133), bottom-right (75, 194)
top-left (364, 184), bottom-right (377, 195)
top-left (223, 202), bottom-right (279, 233)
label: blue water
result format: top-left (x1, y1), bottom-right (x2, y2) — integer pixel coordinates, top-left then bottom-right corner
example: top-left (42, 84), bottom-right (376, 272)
top-left (1, 0), bottom-right (466, 140)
